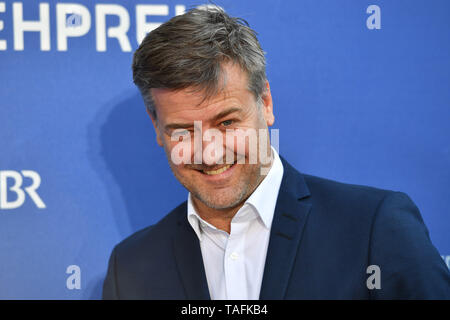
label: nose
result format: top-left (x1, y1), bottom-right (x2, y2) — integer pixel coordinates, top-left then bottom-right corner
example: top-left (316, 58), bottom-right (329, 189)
top-left (201, 128), bottom-right (225, 166)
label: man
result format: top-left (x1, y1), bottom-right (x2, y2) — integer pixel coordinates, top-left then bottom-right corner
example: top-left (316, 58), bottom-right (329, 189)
top-left (102, 7), bottom-right (450, 299)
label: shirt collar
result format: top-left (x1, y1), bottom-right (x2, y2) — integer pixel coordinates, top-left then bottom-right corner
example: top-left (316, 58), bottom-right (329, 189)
top-left (187, 194), bottom-right (203, 241)
top-left (187, 146), bottom-right (284, 241)
top-left (245, 146), bottom-right (284, 229)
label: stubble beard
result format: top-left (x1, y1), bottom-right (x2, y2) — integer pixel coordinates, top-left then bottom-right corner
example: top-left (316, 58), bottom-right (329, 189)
top-left (170, 161), bottom-right (264, 211)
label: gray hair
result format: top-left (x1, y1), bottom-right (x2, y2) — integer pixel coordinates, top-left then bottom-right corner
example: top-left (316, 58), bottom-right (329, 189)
top-left (132, 6), bottom-right (267, 119)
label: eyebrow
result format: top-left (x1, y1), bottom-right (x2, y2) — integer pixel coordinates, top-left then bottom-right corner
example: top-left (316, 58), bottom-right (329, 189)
top-left (164, 107), bottom-right (242, 132)
top-left (164, 122), bottom-right (194, 132)
top-left (211, 107), bottom-right (241, 122)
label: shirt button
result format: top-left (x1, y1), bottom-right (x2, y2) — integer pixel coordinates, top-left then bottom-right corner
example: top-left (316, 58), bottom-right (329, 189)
top-left (230, 252), bottom-right (239, 260)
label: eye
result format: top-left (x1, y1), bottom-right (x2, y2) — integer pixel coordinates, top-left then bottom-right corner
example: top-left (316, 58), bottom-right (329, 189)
top-left (220, 119), bottom-right (233, 127)
top-left (171, 129), bottom-right (191, 140)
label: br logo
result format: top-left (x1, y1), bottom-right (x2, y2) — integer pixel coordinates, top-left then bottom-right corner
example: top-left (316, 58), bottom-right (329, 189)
top-left (0, 170), bottom-right (46, 209)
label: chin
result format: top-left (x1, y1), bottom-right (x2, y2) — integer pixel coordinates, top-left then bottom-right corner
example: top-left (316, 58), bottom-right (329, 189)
top-left (191, 187), bottom-right (248, 210)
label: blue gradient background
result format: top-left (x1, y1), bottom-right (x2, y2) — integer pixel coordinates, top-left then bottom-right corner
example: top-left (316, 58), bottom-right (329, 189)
top-left (0, 0), bottom-right (448, 299)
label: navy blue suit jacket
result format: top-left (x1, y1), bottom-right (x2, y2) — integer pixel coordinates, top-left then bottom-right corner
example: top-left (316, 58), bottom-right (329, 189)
top-left (103, 158), bottom-right (450, 299)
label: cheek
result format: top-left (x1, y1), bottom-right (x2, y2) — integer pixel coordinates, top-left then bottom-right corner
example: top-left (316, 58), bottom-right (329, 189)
top-left (162, 133), bottom-right (196, 166)
top-left (224, 133), bottom-right (244, 160)
top-left (224, 130), bottom-right (259, 164)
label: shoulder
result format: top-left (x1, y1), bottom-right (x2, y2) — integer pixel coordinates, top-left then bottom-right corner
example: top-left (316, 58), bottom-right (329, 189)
top-left (301, 173), bottom-right (421, 221)
top-left (298, 171), bottom-right (437, 259)
top-left (113, 201), bottom-right (186, 259)
top-left (303, 173), bottom-right (392, 206)
top-left (280, 156), bottom-right (395, 213)
top-left (103, 202), bottom-right (188, 299)
top-left (289, 170), bottom-right (450, 298)
top-left (278, 157), bottom-right (410, 230)
top-left (290, 168), bottom-right (423, 236)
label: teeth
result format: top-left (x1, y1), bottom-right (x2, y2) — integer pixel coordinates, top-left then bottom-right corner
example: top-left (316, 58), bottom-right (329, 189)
top-left (203, 164), bottom-right (232, 175)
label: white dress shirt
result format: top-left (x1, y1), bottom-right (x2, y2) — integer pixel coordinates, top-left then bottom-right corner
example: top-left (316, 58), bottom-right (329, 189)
top-left (187, 146), bottom-right (284, 300)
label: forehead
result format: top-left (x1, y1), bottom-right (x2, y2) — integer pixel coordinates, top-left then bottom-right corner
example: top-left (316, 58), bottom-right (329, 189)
top-left (151, 63), bottom-right (254, 122)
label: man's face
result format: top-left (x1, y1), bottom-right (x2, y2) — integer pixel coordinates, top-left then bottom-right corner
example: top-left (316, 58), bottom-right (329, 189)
top-left (149, 63), bottom-right (274, 210)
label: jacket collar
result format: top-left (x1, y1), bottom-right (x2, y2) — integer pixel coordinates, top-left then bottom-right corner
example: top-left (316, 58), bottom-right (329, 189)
top-left (172, 201), bottom-right (211, 300)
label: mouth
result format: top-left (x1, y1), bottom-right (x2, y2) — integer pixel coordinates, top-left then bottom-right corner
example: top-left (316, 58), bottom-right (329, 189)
top-left (202, 164), bottom-right (233, 175)
top-left (192, 161), bottom-right (237, 181)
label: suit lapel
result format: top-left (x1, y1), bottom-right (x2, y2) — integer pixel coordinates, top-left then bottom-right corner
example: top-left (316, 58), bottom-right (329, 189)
top-left (259, 157), bottom-right (312, 299)
top-left (172, 203), bottom-right (211, 300)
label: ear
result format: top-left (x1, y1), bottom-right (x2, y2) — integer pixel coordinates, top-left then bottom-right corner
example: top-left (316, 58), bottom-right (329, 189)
top-left (146, 108), bottom-right (163, 147)
top-left (260, 80), bottom-right (275, 127)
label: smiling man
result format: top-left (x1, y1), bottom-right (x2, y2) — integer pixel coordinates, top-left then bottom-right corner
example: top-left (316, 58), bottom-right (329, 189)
top-left (149, 61), bottom-right (275, 235)
top-left (102, 7), bottom-right (450, 299)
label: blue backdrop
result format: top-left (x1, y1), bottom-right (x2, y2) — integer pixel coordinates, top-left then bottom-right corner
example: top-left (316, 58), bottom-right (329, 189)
top-left (0, 0), bottom-right (449, 299)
